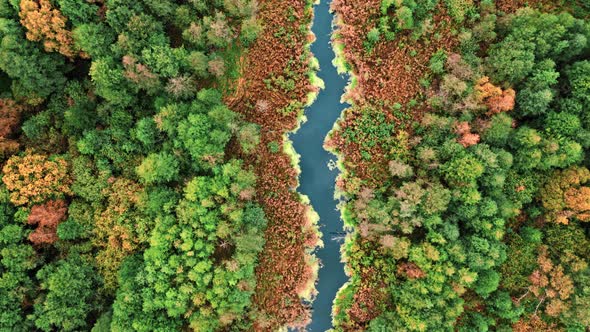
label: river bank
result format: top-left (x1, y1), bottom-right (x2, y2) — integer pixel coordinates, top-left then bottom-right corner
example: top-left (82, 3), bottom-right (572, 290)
top-left (325, 0), bottom-right (458, 329)
top-left (225, 0), bottom-right (324, 329)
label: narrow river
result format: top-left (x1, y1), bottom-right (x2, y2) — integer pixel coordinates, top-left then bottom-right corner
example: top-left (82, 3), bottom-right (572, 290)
top-left (291, 1), bottom-right (349, 330)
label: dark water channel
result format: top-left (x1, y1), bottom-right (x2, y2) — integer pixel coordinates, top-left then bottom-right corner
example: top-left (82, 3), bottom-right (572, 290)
top-left (291, 1), bottom-right (349, 330)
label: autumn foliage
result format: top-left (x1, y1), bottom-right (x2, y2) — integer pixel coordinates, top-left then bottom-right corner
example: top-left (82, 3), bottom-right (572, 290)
top-left (19, 0), bottom-right (86, 59)
top-left (528, 246), bottom-right (574, 317)
top-left (0, 0), bottom-right (310, 330)
top-left (512, 314), bottom-right (562, 332)
top-left (541, 167), bottom-right (590, 224)
top-left (328, 2), bottom-right (590, 330)
top-left (0, 99), bottom-right (22, 157)
top-left (122, 55), bottom-right (159, 92)
top-left (227, 2), bottom-right (319, 329)
top-left (2, 153), bottom-right (72, 206)
top-left (475, 76), bottom-right (516, 115)
top-left (27, 199), bottom-right (68, 245)
top-left (0, 99), bottom-right (21, 138)
top-left (346, 280), bottom-right (382, 325)
top-left (455, 121), bottom-right (480, 147)
top-left (397, 262), bottom-right (426, 279)
top-left (93, 178), bottom-right (144, 290)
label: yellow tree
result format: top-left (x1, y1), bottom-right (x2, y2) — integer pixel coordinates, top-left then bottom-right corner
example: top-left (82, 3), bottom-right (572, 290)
top-left (19, 0), bottom-right (87, 59)
top-left (528, 246), bottom-right (574, 317)
top-left (2, 152), bottom-right (72, 206)
top-left (475, 76), bottom-right (516, 115)
top-left (541, 167), bottom-right (590, 224)
top-left (93, 177), bottom-right (146, 291)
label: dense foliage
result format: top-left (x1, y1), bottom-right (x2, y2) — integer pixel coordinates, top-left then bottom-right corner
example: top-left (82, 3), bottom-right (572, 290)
top-left (331, 0), bottom-right (590, 331)
top-left (3, 0), bottom-right (589, 330)
top-left (0, 0), bottom-right (280, 330)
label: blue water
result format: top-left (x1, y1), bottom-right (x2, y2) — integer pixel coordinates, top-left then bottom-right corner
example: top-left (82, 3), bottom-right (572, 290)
top-left (291, 1), bottom-right (349, 330)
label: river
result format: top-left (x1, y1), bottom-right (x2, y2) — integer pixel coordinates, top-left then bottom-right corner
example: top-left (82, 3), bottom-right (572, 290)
top-left (291, 0), bottom-right (349, 330)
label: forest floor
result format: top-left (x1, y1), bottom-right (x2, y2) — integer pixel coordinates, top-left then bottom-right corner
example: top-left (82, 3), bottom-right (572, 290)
top-left (224, 0), bottom-right (320, 330)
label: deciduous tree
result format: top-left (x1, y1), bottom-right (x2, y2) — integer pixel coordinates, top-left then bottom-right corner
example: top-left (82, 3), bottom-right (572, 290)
top-left (136, 152), bottom-right (179, 184)
top-left (0, 99), bottom-right (22, 157)
top-left (19, 0), bottom-right (86, 58)
top-left (34, 255), bottom-right (101, 331)
top-left (27, 199), bottom-right (68, 245)
top-left (2, 153), bottom-right (72, 206)
top-left (541, 166), bottom-right (590, 224)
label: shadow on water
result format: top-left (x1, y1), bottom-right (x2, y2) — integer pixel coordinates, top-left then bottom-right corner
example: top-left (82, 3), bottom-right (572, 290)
top-left (291, 0), bottom-right (349, 330)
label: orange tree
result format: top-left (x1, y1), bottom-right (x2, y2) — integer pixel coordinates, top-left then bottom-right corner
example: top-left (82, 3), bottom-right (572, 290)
top-left (2, 152), bottom-right (71, 206)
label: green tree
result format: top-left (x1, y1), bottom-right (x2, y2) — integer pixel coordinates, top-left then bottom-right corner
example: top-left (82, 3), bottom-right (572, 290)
top-left (474, 269), bottom-right (500, 297)
top-left (188, 51), bottom-right (210, 77)
top-left (0, 20), bottom-right (67, 102)
top-left (367, 27), bottom-right (380, 44)
top-left (90, 58), bottom-right (135, 106)
top-left (132, 117), bottom-right (160, 150)
top-left (441, 154), bottom-right (484, 186)
top-left (482, 113), bottom-right (513, 146)
top-left (136, 152), bottom-right (179, 184)
top-left (204, 12), bottom-right (231, 47)
top-left (396, 6), bottom-right (414, 30)
top-left (565, 61), bottom-right (590, 108)
top-left (34, 255), bottom-right (101, 331)
top-left (56, 0), bottom-right (98, 25)
top-left (73, 23), bottom-right (116, 59)
top-left (176, 102), bottom-right (236, 170)
top-left (240, 16), bottom-right (261, 45)
top-left (114, 160), bottom-right (265, 331)
top-left (545, 111), bottom-right (581, 138)
top-left (141, 45), bottom-right (187, 78)
top-left (516, 60), bottom-right (559, 117)
top-left (486, 39), bottom-right (535, 85)
top-left (0, 188), bottom-right (36, 331)
top-left (238, 123), bottom-right (260, 153)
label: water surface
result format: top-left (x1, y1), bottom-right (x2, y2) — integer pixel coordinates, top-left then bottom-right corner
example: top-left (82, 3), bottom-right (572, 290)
top-left (291, 1), bottom-right (349, 330)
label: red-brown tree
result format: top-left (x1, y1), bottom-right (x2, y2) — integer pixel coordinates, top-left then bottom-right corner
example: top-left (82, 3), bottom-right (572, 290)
top-left (27, 199), bottom-right (68, 245)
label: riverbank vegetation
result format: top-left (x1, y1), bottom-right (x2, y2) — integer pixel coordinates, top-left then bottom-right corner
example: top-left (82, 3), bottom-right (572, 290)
top-left (225, 0), bottom-right (322, 329)
top-left (329, 0), bottom-right (590, 330)
top-left (0, 0), bottom-right (319, 330)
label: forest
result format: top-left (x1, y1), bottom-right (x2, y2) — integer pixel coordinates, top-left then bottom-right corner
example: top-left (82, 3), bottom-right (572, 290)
top-left (1, 0), bottom-right (590, 331)
top-left (0, 0), bottom-right (320, 331)
top-left (329, 0), bottom-right (590, 330)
